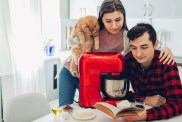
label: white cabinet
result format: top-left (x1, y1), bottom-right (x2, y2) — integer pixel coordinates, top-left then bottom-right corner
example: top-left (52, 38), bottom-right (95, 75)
top-left (173, 0), bottom-right (182, 17)
top-left (122, 0), bottom-right (146, 18)
top-left (148, 0), bottom-right (173, 18)
top-left (69, 0), bottom-right (105, 19)
top-left (122, 0), bottom-right (173, 18)
top-left (44, 57), bottom-right (60, 101)
top-left (69, 0), bottom-right (83, 19)
top-left (69, 0), bottom-right (182, 19)
top-left (70, 0), bottom-right (97, 19)
top-left (96, 0), bottom-right (104, 16)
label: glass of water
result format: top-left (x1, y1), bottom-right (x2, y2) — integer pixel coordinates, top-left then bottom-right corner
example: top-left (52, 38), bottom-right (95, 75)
top-left (134, 98), bottom-right (145, 109)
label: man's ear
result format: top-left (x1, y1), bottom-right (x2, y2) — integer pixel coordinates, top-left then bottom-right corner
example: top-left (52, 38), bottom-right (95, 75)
top-left (154, 40), bottom-right (159, 49)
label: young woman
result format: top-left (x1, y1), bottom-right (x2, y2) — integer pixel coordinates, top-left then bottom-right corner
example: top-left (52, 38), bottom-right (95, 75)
top-left (58, 0), bottom-right (175, 106)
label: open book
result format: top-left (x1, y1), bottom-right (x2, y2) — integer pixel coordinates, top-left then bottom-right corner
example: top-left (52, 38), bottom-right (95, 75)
top-left (94, 102), bottom-right (144, 118)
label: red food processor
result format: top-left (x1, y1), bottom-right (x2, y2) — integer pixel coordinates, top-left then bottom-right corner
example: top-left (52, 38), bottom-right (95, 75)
top-left (78, 52), bottom-right (129, 108)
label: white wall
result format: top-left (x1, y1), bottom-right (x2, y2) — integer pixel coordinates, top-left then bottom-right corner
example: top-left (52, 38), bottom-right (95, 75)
top-left (0, 78), bottom-right (2, 121)
top-left (152, 18), bottom-right (182, 57)
top-left (41, 0), bottom-right (61, 54)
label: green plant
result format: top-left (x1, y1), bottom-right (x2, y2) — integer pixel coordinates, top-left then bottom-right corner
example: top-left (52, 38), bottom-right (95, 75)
top-left (43, 39), bottom-right (54, 49)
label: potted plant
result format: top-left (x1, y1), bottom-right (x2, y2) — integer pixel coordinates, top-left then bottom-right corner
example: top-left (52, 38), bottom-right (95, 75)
top-left (43, 39), bottom-right (55, 56)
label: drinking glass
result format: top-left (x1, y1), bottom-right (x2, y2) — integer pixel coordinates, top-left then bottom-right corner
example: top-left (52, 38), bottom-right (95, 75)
top-left (134, 98), bottom-right (145, 109)
top-left (52, 107), bottom-right (62, 119)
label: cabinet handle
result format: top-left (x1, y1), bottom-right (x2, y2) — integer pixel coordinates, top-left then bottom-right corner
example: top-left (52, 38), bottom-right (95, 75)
top-left (143, 4), bottom-right (147, 16)
top-left (53, 64), bottom-right (57, 89)
top-left (84, 8), bottom-right (86, 16)
top-left (149, 4), bottom-right (153, 16)
top-left (97, 6), bottom-right (100, 16)
top-left (80, 8), bottom-right (82, 17)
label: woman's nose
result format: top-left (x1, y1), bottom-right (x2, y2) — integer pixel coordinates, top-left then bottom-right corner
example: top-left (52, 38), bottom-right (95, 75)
top-left (112, 22), bottom-right (117, 29)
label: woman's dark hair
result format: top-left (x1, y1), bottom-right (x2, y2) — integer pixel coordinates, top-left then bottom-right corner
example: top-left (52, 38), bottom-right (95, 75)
top-left (98, 0), bottom-right (128, 31)
top-left (127, 23), bottom-right (157, 45)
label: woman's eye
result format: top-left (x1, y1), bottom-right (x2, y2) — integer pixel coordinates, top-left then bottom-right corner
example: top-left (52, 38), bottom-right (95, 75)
top-left (106, 21), bottom-right (111, 23)
top-left (116, 19), bottom-right (121, 22)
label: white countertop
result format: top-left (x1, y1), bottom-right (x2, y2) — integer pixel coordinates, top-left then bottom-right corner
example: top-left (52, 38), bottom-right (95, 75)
top-left (32, 103), bottom-right (182, 122)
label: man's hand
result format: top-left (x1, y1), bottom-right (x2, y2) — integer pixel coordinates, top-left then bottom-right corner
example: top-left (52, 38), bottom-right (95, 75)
top-left (145, 95), bottom-right (166, 107)
top-left (123, 111), bottom-right (147, 122)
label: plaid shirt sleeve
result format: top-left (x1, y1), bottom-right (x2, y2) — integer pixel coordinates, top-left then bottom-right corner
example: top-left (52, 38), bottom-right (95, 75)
top-left (147, 65), bottom-right (182, 121)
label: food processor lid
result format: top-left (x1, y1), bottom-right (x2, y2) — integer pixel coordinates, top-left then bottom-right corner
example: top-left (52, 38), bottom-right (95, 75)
top-left (100, 72), bottom-right (130, 100)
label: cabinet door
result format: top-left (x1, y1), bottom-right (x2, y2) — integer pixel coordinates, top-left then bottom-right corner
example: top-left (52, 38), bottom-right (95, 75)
top-left (173, 0), bottom-right (182, 17)
top-left (122, 0), bottom-right (147, 18)
top-left (83, 0), bottom-right (97, 17)
top-left (70, 0), bottom-right (98, 19)
top-left (148, 0), bottom-right (173, 18)
top-left (44, 57), bottom-right (60, 101)
top-left (70, 0), bottom-right (84, 19)
top-left (122, 0), bottom-right (173, 18)
top-left (96, 0), bottom-right (104, 17)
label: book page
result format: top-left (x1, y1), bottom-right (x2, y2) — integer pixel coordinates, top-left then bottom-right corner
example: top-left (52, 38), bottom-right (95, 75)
top-left (95, 102), bottom-right (144, 118)
top-left (116, 100), bottom-right (131, 109)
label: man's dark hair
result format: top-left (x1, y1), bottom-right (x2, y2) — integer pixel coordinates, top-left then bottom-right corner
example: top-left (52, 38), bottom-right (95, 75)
top-left (127, 23), bottom-right (157, 45)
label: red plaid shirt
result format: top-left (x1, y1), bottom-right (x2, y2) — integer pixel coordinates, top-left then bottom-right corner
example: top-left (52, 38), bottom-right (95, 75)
top-left (125, 50), bottom-right (182, 121)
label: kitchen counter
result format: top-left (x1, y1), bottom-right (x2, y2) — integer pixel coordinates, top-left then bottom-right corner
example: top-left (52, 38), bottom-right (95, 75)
top-left (175, 57), bottom-right (182, 66)
top-left (32, 103), bottom-right (182, 122)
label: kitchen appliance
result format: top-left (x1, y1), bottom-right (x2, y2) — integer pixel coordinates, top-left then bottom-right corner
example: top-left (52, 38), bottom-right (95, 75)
top-left (78, 52), bottom-right (129, 108)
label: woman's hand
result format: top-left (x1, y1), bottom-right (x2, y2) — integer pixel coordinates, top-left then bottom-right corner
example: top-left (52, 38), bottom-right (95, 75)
top-left (159, 47), bottom-right (175, 65)
top-left (145, 95), bottom-right (166, 107)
